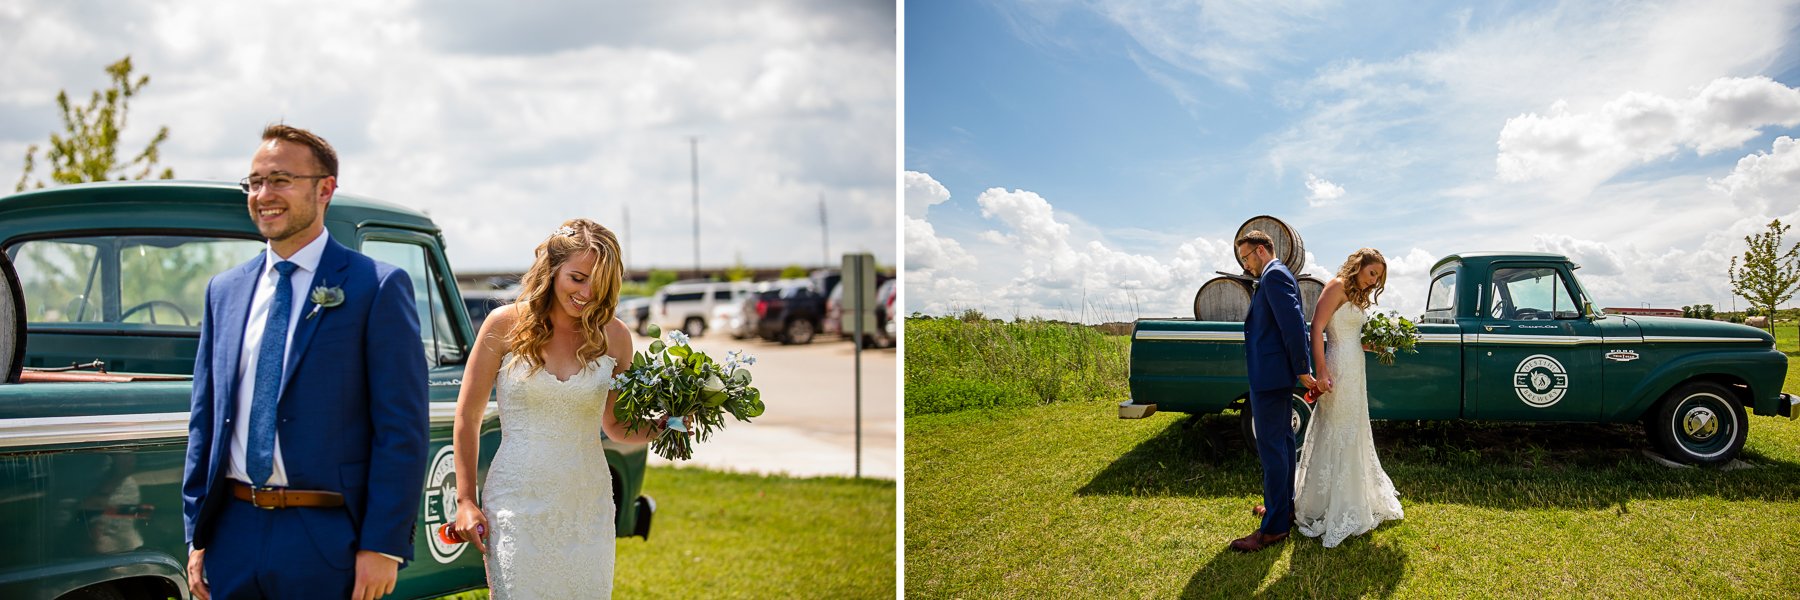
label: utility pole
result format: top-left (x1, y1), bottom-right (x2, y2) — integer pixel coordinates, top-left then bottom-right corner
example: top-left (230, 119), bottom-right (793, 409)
top-left (690, 136), bottom-right (700, 279)
top-left (819, 192), bottom-right (829, 269)
top-left (622, 204), bottom-right (631, 273)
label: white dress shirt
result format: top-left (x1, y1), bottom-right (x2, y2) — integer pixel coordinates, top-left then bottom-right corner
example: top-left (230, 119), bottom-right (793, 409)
top-left (227, 231), bottom-right (329, 487)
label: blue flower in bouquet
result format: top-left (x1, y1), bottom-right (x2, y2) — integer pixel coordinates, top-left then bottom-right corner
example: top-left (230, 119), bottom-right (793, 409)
top-left (668, 330), bottom-right (690, 346)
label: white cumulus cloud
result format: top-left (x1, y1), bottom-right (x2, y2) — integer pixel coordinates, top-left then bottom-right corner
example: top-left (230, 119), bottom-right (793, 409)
top-left (1497, 76), bottom-right (1800, 184)
top-left (1711, 135), bottom-right (1800, 214)
top-left (1304, 173), bottom-right (1345, 207)
top-left (904, 170), bottom-right (951, 219)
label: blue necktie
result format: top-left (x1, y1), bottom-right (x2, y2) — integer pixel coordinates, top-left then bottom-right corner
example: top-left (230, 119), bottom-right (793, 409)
top-left (247, 260), bottom-right (298, 487)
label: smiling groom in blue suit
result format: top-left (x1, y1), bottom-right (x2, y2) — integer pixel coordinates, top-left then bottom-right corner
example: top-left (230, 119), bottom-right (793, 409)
top-left (1231, 229), bottom-right (1318, 553)
top-left (183, 124), bottom-right (429, 600)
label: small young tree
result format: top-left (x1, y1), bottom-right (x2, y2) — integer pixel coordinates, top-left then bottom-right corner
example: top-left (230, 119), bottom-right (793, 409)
top-left (16, 56), bottom-right (174, 191)
top-left (1729, 219), bottom-right (1800, 332)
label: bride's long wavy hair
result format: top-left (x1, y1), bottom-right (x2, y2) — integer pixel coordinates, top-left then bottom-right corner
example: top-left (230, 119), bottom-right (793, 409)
top-left (1335, 248), bottom-right (1387, 310)
top-left (505, 218), bottom-right (623, 375)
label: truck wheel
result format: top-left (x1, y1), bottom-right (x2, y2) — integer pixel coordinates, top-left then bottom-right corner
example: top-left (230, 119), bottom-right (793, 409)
top-left (1239, 392), bottom-right (1314, 453)
top-left (683, 317), bottom-right (706, 339)
top-left (784, 318), bottom-right (815, 345)
top-left (0, 250), bottom-right (22, 384)
top-left (1648, 382), bottom-right (1747, 466)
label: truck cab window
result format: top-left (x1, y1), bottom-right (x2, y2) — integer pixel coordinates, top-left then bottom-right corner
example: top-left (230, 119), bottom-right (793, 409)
top-left (6, 236), bottom-right (262, 330)
top-left (361, 239), bottom-right (464, 368)
top-left (1424, 272), bottom-right (1456, 322)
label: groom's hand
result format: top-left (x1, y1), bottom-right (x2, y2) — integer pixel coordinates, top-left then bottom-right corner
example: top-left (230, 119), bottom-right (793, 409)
top-left (1298, 374), bottom-right (1320, 393)
top-left (351, 550), bottom-right (399, 600)
top-left (187, 548), bottom-right (208, 600)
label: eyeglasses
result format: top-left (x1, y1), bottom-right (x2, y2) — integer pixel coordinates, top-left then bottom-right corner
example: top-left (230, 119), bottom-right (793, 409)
top-left (240, 173), bottom-right (328, 194)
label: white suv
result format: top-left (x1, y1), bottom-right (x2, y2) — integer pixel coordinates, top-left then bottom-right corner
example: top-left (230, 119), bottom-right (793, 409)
top-left (650, 280), bottom-right (753, 338)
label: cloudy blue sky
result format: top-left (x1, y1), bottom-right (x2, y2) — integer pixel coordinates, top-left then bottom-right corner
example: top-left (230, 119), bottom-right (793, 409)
top-left (905, 0), bottom-right (1800, 322)
top-left (0, 0), bottom-right (895, 272)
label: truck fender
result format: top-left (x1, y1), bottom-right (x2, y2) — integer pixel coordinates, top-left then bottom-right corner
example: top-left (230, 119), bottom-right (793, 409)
top-left (1610, 351), bottom-right (1777, 422)
top-left (0, 551), bottom-right (185, 600)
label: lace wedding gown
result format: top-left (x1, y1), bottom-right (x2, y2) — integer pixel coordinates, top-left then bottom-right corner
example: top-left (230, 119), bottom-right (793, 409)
top-left (482, 354), bottom-right (618, 599)
top-left (1294, 303), bottom-right (1403, 548)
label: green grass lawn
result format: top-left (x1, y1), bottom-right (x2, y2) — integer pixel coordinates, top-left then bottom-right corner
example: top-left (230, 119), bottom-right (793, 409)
top-left (432, 466), bottom-right (895, 599)
top-left (906, 389), bottom-right (1800, 598)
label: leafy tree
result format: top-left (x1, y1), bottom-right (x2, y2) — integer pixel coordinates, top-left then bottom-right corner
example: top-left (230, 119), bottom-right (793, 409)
top-left (723, 253), bottom-right (754, 282)
top-left (1682, 305), bottom-right (1693, 318)
top-left (1702, 304), bottom-right (1715, 320)
top-left (1729, 219), bottom-right (1800, 332)
top-left (779, 264), bottom-right (808, 279)
top-left (646, 269), bottom-right (678, 290)
top-left (16, 56), bottom-right (175, 192)
top-left (1747, 307), bottom-right (1761, 317)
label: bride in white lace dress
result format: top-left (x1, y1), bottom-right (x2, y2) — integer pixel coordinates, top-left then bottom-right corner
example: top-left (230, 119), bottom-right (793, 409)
top-left (1294, 248), bottom-right (1404, 548)
top-left (448, 219), bottom-right (672, 599)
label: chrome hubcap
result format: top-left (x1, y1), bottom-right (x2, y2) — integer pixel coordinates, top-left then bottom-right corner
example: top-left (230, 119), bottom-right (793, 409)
top-left (1682, 406), bottom-right (1719, 439)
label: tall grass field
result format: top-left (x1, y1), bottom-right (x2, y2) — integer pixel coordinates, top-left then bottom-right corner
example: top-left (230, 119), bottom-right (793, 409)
top-left (904, 317), bottom-right (1800, 598)
top-left (902, 314), bottom-right (1128, 415)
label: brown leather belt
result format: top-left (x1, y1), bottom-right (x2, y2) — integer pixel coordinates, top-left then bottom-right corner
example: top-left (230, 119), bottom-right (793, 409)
top-left (230, 481), bottom-right (345, 509)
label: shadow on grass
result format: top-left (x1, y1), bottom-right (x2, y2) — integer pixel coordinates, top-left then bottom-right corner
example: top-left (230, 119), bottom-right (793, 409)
top-left (1078, 412), bottom-right (1800, 511)
top-left (1180, 537), bottom-right (1406, 599)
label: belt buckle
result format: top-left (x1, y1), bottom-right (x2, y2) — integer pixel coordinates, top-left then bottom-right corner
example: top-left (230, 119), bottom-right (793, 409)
top-left (251, 486), bottom-right (281, 510)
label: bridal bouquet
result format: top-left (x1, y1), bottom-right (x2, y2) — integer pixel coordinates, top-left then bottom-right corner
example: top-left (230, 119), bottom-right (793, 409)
top-left (612, 324), bottom-right (765, 460)
top-left (1360, 310), bottom-right (1421, 366)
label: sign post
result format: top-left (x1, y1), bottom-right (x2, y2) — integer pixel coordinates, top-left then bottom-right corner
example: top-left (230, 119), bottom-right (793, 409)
top-left (840, 253), bottom-right (876, 478)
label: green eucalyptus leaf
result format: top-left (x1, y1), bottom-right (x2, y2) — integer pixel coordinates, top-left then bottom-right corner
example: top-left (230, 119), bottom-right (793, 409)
top-left (646, 323), bottom-right (662, 338)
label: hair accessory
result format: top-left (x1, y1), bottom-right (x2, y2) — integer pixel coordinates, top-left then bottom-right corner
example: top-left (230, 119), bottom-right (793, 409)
top-left (555, 225), bottom-right (577, 238)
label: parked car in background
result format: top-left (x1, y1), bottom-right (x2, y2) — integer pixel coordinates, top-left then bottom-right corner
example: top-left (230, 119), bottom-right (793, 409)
top-left (731, 281), bottom-right (775, 340)
top-left (829, 275), bottom-right (897, 348)
top-left (873, 278), bottom-right (896, 348)
top-left (703, 284), bottom-right (751, 339)
top-left (755, 279), bottom-right (826, 344)
top-left (651, 280), bottom-right (752, 338)
top-left (618, 294), bottom-right (651, 335)
top-left (462, 286), bottom-right (520, 334)
top-left (823, 283), bottom-right (844, 338)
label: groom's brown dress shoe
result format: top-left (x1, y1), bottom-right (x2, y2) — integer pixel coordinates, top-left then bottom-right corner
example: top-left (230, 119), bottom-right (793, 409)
top-left (1229, 530), bottom-right (1289, 553)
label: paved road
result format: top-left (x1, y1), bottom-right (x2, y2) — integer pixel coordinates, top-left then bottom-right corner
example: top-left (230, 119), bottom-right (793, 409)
top-left (635, 330), bottom-right (897, 479)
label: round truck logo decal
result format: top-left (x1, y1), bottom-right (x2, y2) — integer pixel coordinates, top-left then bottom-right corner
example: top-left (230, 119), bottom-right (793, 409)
top-left (422, 445), bottom-right (465, 563)
top-left (1513, 354), bottom-right (1569, 408)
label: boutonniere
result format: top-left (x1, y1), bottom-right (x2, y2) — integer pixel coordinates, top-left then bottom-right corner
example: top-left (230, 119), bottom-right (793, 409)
top-left (306, 284), bottom-right (345, 320)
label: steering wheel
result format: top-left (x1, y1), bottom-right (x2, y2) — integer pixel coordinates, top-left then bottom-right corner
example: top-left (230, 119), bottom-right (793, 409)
top-left (121, 300), bottom-right (193, 326)
top-left (1512, 307), bottom-right (1543, 321)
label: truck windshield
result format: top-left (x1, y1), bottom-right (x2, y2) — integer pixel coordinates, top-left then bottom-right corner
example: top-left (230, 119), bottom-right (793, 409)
top-left (1489, 267), bottom-right (1579, 320)
top-left (6, 235), bottom-right (263, 331)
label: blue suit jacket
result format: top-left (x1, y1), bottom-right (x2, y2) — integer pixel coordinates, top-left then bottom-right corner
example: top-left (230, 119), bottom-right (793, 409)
top-left (182, 236), bottom-right (429, 564)
top-left (1243, 258), bottom-right (1312, 393)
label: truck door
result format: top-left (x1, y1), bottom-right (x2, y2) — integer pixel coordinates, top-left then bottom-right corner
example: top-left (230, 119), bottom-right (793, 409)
top-left (1468, 264), bottom-right (1604, 422)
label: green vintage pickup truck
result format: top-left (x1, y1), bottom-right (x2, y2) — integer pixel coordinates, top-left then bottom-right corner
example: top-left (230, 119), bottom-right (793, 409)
top-left (0, 181), bottom-right (652, 600)
top-left (1122, 251), bottom-right (1798, 465)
